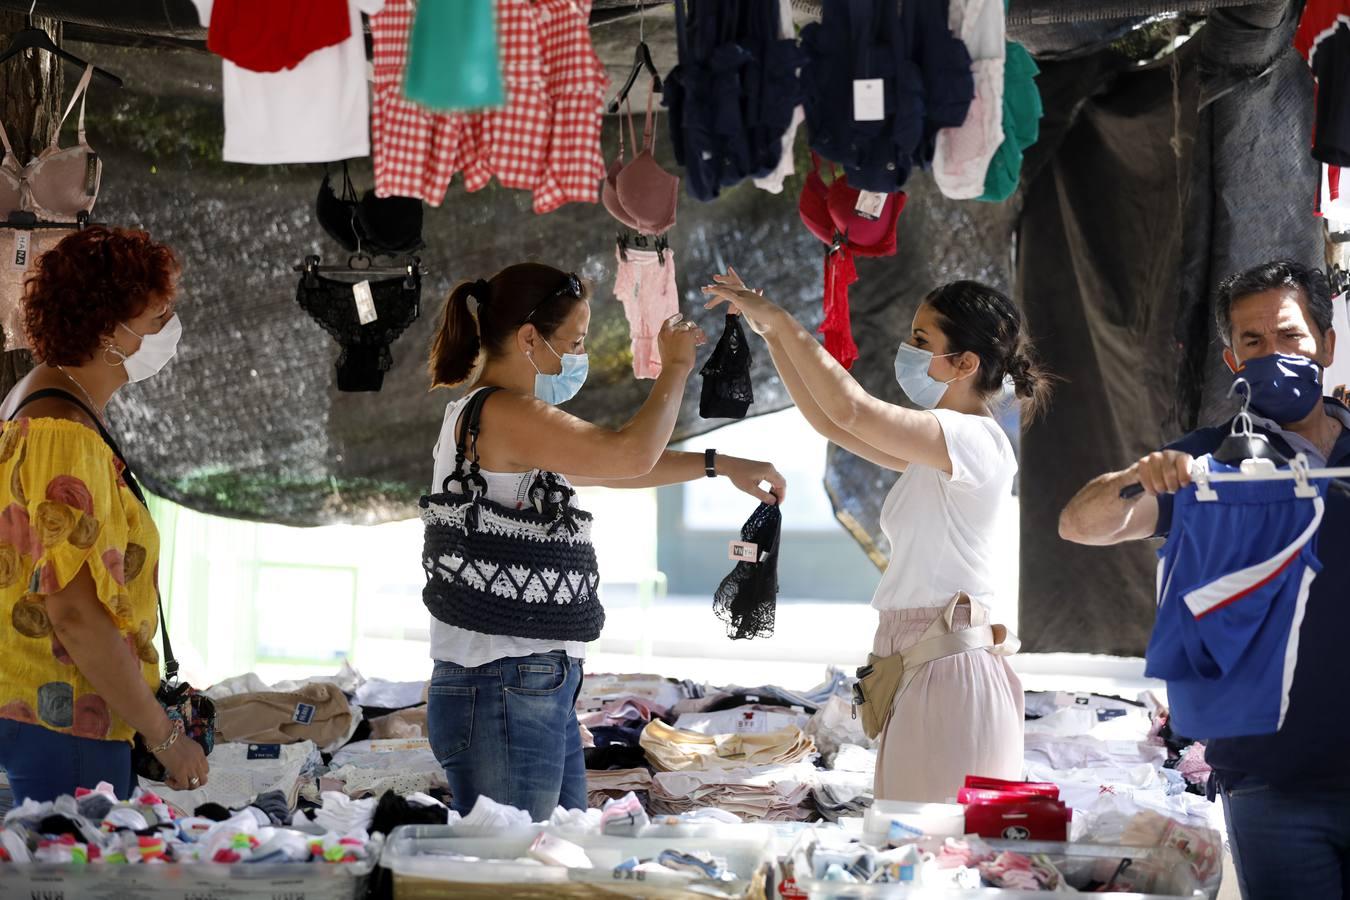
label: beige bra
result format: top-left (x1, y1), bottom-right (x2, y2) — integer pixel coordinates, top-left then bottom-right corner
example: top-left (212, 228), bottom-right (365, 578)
top-left (0, 64), bottom-right (102, 222)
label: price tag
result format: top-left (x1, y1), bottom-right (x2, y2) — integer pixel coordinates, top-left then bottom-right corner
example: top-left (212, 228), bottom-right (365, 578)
top-left (84, 152), bottom-right (99, 195)
top-left (853, 78), bottom-right (885, 122)
top-left (855, 191), bottom-right (887, 220)
top-left (293, 702), bottom-right (316, 725)
top-left (247, 743), bottom-right (281, 760)
top-left (729, 540), bottom-right (759, 562)
top-left (10, 230), bottom-right (30, 269)
top-left (353, 280), bottom-right (378, 325)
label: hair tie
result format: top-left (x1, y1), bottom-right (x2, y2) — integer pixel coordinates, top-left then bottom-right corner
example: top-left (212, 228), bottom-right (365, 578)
top-left (466, 279), bottom-right (491, 317)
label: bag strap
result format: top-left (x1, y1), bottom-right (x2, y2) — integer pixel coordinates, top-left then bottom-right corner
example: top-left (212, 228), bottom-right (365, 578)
top-left (443, 386), bottom-right (502, 494)
top-left (6, 388), bottom-right (177, 680)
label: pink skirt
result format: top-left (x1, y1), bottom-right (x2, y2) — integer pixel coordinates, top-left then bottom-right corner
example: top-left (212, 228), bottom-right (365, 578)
top-left (872, 605), bottom-right (1024, 803)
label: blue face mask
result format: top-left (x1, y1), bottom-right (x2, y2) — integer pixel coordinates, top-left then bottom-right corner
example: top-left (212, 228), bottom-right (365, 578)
top-left (532, 339), bottom-right (588, 405)
top-left (1235, 353), bottom-right (1324, 424)
top-left (894, 343), bottom-right (958, 409)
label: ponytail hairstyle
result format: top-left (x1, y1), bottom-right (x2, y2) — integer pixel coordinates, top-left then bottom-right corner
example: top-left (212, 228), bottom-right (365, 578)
top-left (923, 280), bottom-right (1054, 423)
top-left (429, 262), bottom-right (590, 388)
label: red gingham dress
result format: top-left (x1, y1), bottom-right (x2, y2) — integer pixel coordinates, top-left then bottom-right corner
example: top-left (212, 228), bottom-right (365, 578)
top-left (369, 0), bottom-right (606, 213)
top-left (533, 0), bottom-right (609, 214)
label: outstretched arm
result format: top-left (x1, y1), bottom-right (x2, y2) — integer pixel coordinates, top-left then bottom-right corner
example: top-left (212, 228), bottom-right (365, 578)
top-left (703, 274), bottom-right (953, 474)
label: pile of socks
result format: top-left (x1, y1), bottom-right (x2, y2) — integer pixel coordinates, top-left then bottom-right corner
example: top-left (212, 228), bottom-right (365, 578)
top-left (0, 782), bottom-right (374, 868)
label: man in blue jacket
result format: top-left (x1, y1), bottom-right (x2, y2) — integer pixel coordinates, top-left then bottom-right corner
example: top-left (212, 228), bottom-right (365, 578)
top-left (1059, 259), bottom-right (1350, 900)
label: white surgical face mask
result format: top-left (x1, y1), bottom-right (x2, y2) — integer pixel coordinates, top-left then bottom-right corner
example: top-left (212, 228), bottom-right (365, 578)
top-left (894, 343), bottom-right (964, 409)
top-left (113, 314), bottom-right (182, 382)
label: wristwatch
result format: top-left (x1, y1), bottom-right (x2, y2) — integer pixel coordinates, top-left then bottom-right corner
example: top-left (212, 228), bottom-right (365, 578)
top-left (705, 449), bottom-right (717, 478)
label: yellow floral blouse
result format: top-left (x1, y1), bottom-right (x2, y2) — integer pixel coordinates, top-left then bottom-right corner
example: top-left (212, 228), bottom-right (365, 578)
top-left (0, 418), bottom-right (160, 743)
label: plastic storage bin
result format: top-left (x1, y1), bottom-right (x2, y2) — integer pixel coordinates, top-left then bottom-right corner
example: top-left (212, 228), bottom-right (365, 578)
top-left (382, 823), bottom-right (775, 899)
top-left (0, 855), bottom-right (376, 900)
top-left (863, 801), bottom-right (967, 840)
top-left (794, 840), bottom-right (1206, 899)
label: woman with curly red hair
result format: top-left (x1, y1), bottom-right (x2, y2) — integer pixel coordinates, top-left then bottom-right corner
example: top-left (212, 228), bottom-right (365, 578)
top-left (0, 226), bottom-right (208, 801)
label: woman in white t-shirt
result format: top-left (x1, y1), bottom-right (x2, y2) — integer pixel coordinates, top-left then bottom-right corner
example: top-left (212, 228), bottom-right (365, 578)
top-left (703, 270), bottom-right (1052, 802)
top-left (424, 262), bottom-right (785, 820)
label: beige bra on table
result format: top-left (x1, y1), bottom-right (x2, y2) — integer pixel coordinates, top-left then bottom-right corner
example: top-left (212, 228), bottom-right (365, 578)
top-left (0, 64), bottom-right (102, 222)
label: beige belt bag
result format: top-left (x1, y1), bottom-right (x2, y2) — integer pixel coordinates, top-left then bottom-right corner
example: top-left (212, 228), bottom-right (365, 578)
top-left (852, 592), bottom-right (1019, 741)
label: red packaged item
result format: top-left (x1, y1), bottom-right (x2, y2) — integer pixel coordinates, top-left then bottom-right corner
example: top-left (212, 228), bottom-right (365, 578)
top-left (963, 776), bottom-right (1060, 797)
top-left (963, 798), bottom-right (1072, 842)
top-left (208, 0), bottom-right (352, 73)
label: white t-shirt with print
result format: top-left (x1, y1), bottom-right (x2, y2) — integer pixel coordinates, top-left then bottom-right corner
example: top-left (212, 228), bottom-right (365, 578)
top-left (189, 0), bottom-right (383, 164)
top-left (871, 408), bottom-right (1016, 611)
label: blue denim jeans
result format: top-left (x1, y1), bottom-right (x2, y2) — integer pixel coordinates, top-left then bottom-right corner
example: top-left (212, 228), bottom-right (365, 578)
top-left (1223, 777), bottom-right (1350, 899)
top-left (427, 650), bottom-right (585, 821)
top-left (0, 718), bottom-right (131, 804)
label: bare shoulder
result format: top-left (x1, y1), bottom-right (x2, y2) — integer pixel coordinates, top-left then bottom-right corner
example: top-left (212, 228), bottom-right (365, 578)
top-left (0, 374), bottom-right (99, 431)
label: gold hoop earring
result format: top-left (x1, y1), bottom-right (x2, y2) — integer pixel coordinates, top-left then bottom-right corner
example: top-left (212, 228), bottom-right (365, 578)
top-left (102, 343), bottom-right (125, 368)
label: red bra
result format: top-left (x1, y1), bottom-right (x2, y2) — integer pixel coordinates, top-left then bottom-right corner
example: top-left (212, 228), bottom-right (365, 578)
top-left (798, 152), bottom-right (903, 256)
top-left (798, 153), bottom-right (905, 370)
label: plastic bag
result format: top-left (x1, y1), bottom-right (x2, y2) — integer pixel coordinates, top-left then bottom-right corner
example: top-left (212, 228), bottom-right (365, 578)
top-left (700, 315), bottom-right (755, 419)
top-left (713, 503), bottom-right (781, 639)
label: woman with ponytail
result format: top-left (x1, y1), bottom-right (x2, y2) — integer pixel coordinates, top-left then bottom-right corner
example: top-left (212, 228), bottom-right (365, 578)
top-left (424, 263), bottom-right (785, 820)
top-left (703, 269), bottom-right (1053, 804)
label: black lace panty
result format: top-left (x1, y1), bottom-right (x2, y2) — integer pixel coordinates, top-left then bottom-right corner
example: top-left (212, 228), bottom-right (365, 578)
top-left (296, 270), bottom-right (421, 392)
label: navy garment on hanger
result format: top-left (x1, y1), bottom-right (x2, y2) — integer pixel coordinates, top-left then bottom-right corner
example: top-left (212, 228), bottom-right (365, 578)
top-left (800, 0), bottom-right (972, 193)
top-left (664, 0), bottom-right (804, 201)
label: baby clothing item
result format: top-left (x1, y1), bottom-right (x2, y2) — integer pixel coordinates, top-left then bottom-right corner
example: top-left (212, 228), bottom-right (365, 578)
top-left (371, 0), bottom-right (606, 213)
top-left (403, 0), bottom-right (503, 110)
top-left (295, 267), bottom-right (421, 392)
top-left (613, 245), bottom-right (679, 379)
top-left (934, 0), bottom-right (1007, 199)
top-left (204, 0), bottom-right (351, 73)
top-left (190, 0), bottom-right (384, 164)
top-left (0, 65), bottom-right (101, 221)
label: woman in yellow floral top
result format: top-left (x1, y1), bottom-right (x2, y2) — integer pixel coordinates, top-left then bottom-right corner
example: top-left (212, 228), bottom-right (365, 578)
top-left (0, 227), bottom-right (208, 802)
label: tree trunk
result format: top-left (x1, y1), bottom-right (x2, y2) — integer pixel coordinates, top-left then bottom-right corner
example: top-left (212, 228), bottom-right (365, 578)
top-left (0, 12), bottom-right (62, 389)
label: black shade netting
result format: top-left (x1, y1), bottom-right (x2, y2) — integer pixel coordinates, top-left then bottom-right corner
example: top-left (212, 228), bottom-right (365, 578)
top-left (712, 502), bottom-right (782, 640)
top-left (699, 314), bottom-right (754, 419)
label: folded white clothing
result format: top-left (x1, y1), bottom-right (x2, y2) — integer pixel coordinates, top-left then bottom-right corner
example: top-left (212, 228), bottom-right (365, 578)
top-left (461, 795), bottom-right (533, 830)
top-left (311, 792), bottom-right (378, 835)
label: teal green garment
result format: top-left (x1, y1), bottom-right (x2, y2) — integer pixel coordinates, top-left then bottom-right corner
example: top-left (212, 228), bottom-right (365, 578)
top-left (404, 0), bottom-right (505, 111)
top-left (977, 41), bottom-right (1042, 202)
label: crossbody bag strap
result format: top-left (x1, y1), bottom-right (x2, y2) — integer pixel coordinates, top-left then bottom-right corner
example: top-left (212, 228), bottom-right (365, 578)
top-left (5, 388), bottom-right (176, 679)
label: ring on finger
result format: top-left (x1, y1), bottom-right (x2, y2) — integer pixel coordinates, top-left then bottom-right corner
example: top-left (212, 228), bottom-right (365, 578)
top-left (189, 776), bottom-right (201, 788)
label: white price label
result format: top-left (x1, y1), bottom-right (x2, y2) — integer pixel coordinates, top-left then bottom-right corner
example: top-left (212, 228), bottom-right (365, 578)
top-left (11, 230), bottom-right (30, 269)
top-left (729, 540), bottom-right (759, 562)
top-left (853, 78), bottom-right (885, 122)
top-left (353, 280), bottom-right (378, 325)
top-left (855, 191), bottom-right (887, 220)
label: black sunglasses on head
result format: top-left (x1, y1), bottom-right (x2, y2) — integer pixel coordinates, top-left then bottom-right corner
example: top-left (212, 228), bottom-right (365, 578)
top-left (524, 273), bottom-right (583, 322)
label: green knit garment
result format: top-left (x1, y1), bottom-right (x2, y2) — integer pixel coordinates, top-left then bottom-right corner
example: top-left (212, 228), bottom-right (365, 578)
top-left (403, 0), bottom-right (505, 111)
top-left (978, 36), bottom-right (1042, 202)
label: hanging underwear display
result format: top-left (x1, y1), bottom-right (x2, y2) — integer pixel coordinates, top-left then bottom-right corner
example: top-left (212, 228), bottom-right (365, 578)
top-left (613, 242), bottom-right (678, 380)
top-left (0, 64), bottom-right (102, 222)
top-left (295, 267), bottom-right (422, 393)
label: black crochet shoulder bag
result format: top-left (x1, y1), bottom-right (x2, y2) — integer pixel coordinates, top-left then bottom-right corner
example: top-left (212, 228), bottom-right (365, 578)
top-left (418, 388), bottom-right (604, 643)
